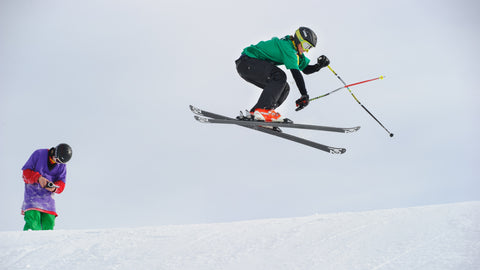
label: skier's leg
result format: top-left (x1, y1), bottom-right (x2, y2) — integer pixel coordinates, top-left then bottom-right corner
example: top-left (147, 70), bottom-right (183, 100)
top-left (252, 66), bottom-right (287, 110)
top-left (235, 55), bottom-right (287, 111)
top-left (235, 55), bottom-right (268, 89)
top-left (23, 210), bottom-right (42, 231)
top-left (274, 83), bottom-right (290, 109)
top-left (41, 212), bottom-right (56, 230)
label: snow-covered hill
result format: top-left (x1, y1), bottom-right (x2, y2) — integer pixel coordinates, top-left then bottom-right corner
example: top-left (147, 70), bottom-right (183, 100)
top-left (1, 202), bottom-right (479, 270)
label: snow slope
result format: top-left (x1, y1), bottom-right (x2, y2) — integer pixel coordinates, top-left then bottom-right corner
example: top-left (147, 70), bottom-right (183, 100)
top-left (1, 202), bottom-right (479, 270)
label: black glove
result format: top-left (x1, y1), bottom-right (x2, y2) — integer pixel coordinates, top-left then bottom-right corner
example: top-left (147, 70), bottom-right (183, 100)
top-left (317, 55), bottom-right (330, 68)
top-left (295, 94), bottom-right (310, 111)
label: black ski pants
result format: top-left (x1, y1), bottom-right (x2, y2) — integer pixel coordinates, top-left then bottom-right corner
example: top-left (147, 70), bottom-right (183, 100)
top-left (235, 55), bottom-right (290, 112)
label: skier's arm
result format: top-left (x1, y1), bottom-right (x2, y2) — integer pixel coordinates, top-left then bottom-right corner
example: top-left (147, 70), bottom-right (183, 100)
top-left (52, 180), bottom-right (66, 194)
top-left (23, 169), bottom-right (41, 184)
top-left (23, 169), bottom-right (65, 193)
top-left (24, 169), bottom-right (50, 188)
top-left (40, 178), bottom-right (64, 193)
top-left (291, 69), bottom-right (307, 96)
top-left (302, 64), bottom-right (321, 74)
top-left (302, 55), bottom-right (330, 75)
top-left (290, 55), bottom-right (330, 111)
top-left (290, 69), bottom-right (310, 111)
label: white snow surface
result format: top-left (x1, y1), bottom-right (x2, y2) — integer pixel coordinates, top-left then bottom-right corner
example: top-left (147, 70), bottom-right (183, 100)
top-left (1, 202), bottom-right (479, 270)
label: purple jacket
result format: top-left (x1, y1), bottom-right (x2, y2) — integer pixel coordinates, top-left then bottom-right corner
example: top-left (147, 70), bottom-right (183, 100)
top-left (22, 149), bottom-right (67, 216)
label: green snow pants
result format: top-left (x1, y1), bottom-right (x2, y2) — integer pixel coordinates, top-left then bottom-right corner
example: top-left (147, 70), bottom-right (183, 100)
top-left (23, 210), bottom-right (56, 231)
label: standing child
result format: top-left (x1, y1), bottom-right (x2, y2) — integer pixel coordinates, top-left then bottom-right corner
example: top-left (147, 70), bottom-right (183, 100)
top-left (21, 143), bottom-right (72, 230)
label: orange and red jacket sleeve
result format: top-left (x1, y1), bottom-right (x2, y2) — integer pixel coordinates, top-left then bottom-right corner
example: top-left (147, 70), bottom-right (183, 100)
top-left (53, 180), bottom-right (66, 194)
top-left (23, 169), bottom-right (41, 184)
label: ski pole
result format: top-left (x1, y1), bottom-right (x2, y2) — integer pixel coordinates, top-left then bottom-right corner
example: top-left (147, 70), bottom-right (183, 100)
top-left (327, 66), bottom-right (394, 137)
top-left (309, 76), bottom-right (385, 102)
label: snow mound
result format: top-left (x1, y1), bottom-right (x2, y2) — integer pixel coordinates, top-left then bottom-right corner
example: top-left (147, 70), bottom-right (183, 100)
top-left (1, 202), bottom-right (479, 270)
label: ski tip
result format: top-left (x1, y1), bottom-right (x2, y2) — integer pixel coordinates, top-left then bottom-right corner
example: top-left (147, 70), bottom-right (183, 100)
top-left (330, 148), bottom-right (346, 154)
top-left (344, 126), bottom-right (361, 133)
top-left (189, 105), bottom-right (202, 115)
top-left (193, 115), bottom-right (209, 123)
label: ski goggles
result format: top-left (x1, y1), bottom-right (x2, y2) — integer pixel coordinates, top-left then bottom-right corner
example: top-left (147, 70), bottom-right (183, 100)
top-left (54, 149), bottom-right (66, 164)
top-left (295, 29), bottom-right (314, 52)
top-left (301, 40), bottom-right (313, 51)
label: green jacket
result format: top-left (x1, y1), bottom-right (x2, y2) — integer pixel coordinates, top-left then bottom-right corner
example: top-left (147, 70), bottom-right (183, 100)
top-left (242, 35), bottom-right (310, 70)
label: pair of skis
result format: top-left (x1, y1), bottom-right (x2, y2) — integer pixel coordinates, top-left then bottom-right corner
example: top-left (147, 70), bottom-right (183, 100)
top-left (190, 105), bottom-right (360, 154)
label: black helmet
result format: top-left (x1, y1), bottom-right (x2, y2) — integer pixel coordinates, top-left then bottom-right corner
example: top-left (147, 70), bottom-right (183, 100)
top-left (294, 27), bottom-right (317, 51)
top-left (54, 143), bottom-right (72, 164)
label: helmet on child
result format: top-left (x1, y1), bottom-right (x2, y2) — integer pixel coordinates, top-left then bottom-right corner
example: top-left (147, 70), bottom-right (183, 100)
top-left (294, 27), bottom-right (317, 52)
top-left (54, 143), bottom-right (72, 164)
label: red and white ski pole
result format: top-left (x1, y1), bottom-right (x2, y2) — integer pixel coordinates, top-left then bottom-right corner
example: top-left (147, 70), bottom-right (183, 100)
top-left (309, 76), bottom-right (385, 102)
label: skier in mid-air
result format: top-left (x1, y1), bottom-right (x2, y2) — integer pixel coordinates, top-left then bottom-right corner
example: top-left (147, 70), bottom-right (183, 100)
top-left (235, 26), bottom-right (330, 122)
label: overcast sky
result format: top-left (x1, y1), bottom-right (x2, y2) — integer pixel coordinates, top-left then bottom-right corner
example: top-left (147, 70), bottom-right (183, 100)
top-left (1, 0), bottom-right (479, 231)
